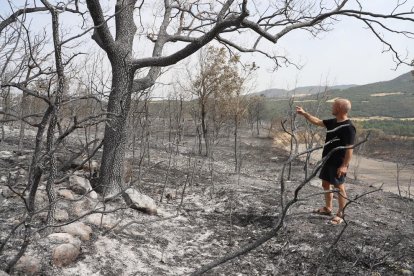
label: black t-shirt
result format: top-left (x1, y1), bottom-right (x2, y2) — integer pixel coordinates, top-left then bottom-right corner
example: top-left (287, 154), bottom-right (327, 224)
top-left (322, 118), bottom-right (356, 167)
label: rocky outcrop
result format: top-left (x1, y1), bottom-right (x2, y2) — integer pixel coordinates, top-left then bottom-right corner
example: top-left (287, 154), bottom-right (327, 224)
top-left (52, 243), bottom-right (80, 267)
top-left (0, 186), bottom-right (15, 198)
top-left (57, 189), bottom-right (75, 200)
top-left (48, 233), bottom-right (81, 249)
top-left (55, 209), bottom-right (69, 222)
top-left (86, 213), bottom-right (116, 229)
top-left (0, 151), bottom-right (13, 158)
top-left (71, 198), bottom-right (96, 217)
top-left (68, 175), bottom-right (96, 199)
top-left (48, 233), bottom-right (82, 267)
top-left (13, 256), bottom-right (41, 275)
top-left (61, 222), bottom-right (92, 241)
top-left (123, 188), bottom-right (157, 215)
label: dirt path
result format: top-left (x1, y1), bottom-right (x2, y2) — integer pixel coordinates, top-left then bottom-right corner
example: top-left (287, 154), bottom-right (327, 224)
top-left (349, 155), bottom-right (413, 197)
top-left (275, 141), bottom-right (413, 198)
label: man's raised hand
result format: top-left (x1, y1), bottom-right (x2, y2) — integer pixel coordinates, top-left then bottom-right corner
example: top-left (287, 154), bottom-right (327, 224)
top-left (296, 106), bottom-right (306, 115)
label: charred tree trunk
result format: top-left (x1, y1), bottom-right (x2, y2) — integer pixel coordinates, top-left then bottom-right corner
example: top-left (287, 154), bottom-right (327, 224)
top-left (200, 99), bottom-right (209, 156)
top-left (234, 114), bottom-right (239, 173)
top-left (99, 63), bottom-right (134, 197)
top-left (43, 0), bottom-right (66, 227)
top-left (86, 0), bottom-right (138, 197)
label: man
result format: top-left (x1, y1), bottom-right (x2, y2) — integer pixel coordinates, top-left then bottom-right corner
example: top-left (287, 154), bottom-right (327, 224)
top-left (296, 98), bottom-right (356, 225)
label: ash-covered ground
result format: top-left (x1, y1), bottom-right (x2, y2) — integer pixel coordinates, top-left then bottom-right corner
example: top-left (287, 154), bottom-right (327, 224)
top-left (1, 131), bottom-right (413, 275)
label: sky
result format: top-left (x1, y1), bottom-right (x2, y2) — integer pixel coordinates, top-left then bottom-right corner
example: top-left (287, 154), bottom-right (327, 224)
top-left (238, 0), bottom-right (414, 92)
top-left (2, 0), bottom-right (414, 97)
top-left (251, 19), bottom-right (414, 92)
top-left (155, 0), bottom-right (414, 97)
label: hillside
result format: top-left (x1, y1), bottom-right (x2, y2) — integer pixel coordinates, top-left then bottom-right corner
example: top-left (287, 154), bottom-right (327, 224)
top-left (256, 71), bottom-right (413, 98)
top-left (255, 84), bottom-right (356, 98)
top-left (259, 71), bottom-right (414, 120)
top-left (329, 71), bottom-right (414, 118)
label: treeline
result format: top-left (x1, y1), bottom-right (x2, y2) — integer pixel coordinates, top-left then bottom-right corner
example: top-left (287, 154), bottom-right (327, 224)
top-left (357, 120), bottom-right (414, 137)
top-left (259, 93), bottom-right (414, 119)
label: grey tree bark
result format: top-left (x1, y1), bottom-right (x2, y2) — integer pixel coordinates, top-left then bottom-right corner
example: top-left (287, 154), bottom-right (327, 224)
top-left (86, 0), bottom-right (138, 196)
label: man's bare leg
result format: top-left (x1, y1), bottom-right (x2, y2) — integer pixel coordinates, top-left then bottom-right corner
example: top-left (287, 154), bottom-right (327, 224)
top-left (331, 184), bottom-right (347, 224)
top-left (322, 180), bottom-right (333, 211)
top-left (337, 184), bottom-right (347, 213)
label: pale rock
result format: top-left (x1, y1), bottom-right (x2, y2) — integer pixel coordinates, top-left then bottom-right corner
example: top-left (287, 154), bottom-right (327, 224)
top-left (309, 179), bottom-right (321, 188)
top-left (37, 211), bottom-right (48, 222)
top-left (38, 184), bottom-right (46, 191)
top-left (401, 269), bottom-right (413, 276)
top-left (0, 175), bottom-right (7, 182)
top-left (70, 157), bottom-right (85, 169)
top-left (72, 199), bottom-right (92, 217)
top-left (37, 209), bottom-right (68, 223)
top-left (72, 159), bottom-right (99, 173)
top-left (0, 270), bottom-right (9, 276)
top-left (9, 217), bottom-right (20, 225)
top-left (156, 207), bottom-right (174, 218)
top-left (61, 222), bottom-right (92, 241)
top-left (87, 160), bottom-right (99, 173)
top-left (34, 191), bottom-right (48, 209)
top-left (124, 188), bottom-right (157, 215)
top-left (1, 186), bottom-right (15, 198)
top-left (69, 175), bottom-right (93, 195)
top-left (86, 213), bottom-right (116, 229)
top-left (164, 188), bottom-right (176, 201)
top-left (18, 168), bottom-right (26, 176)
top-left (0, 151), bottom-right (13, 158)
top-left (89, 190), bottom-right (98, 199)
top-left (55, 209), bottom-right (69, 222)
top-left (14, 256), bottom-right (41, 275)
top-left (48, 233), bottom-right (81, 249)
top-left (214, 206), bottom-right (225, 214)
top-left (59, 200), bottom-right (71, 211)
top-left (58, 189), bottom-right (75, 200)
top-left (73, 170), bottom-right (83, 176)
top-left (298, 243), bottom-right (313, 252)
top-left (32, 232), bottom-right (42, 241)
top-left (9, 170), bottom-right (18, 177)
top-left (52, 243), bottom-right (80, 267)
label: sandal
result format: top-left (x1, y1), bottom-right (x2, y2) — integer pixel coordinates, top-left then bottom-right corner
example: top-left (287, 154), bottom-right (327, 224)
top-left (331, 211), bottom-right (345, 225)
top-left (313, 206), bottom-right (332, 216)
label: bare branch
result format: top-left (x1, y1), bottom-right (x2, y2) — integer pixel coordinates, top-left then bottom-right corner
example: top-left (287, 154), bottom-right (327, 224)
top-left (84, 0), bottom-right (117, 54)
top-left (0, 4), bottom-right (81, 35)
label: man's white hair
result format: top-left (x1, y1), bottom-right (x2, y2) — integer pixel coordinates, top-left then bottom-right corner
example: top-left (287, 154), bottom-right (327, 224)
top-left (334, 98), bottom-right (352, 113)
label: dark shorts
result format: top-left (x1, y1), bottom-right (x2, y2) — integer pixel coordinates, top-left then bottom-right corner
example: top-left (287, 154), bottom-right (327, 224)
top-left (319, 164), bottom-right (346, 186)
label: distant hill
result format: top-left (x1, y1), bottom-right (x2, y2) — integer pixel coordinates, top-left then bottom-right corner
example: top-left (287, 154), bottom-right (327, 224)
top-left (328, 71), bottom-right (414, 118)
top-left (330, 71), bottom-right (414, 96)
top-left (254, 84), bottom-right (356, 98)
top-left (259, 71), bottom-right (414, 119)
top-left (291, 84), bottom-right (356, 95)
top-left (256, 88), bottom-right (289, 98)
top-left (254, 71), bottom-right (413, 98)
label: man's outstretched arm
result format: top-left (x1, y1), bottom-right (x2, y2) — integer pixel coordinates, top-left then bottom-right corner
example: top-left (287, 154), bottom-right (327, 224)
top-left (296, 106), bottom-right (325, 127)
